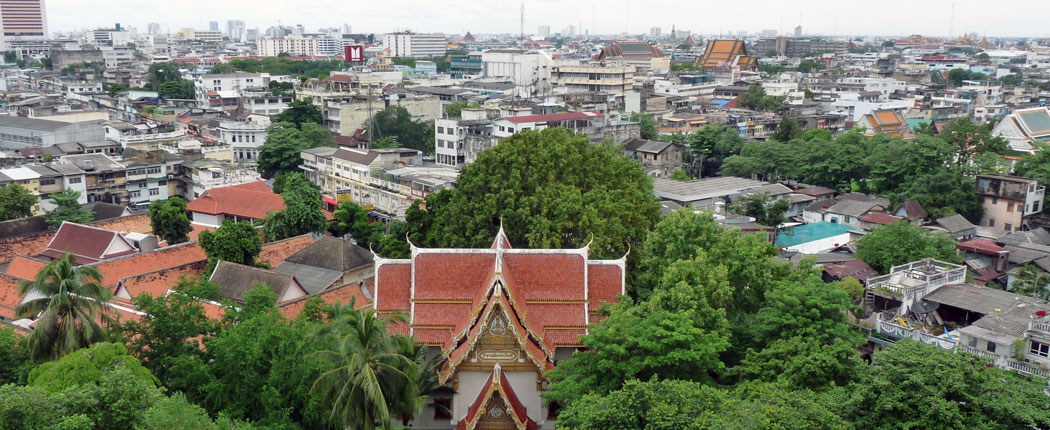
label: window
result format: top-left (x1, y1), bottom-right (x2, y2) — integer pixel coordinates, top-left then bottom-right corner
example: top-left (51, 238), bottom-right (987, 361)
top-left (68, 177), bottom-right (81, 184)
top-left (988, 219), bottom-right (995, 227)
top-left (1007, 203), bottom-right (1014, 212)
top-left (129, 190), bottom-right (140, 198)
top-left (437, 126), bottom-right (444, 134)
top-left (40, 178), bottom-right (55, 186)
top-left (987, 341), bottom-right (997, 353)
top-left (992, 197), bottom-right (998, 205)
top-left (1030, 341), bottom-right (1050, 358)
top-left (159, 181), bottom-right (167, 186)
top-left (1036, 201), bottom-right (1042, 213)
top-left (1005, 223), bottom-right (1013, 231)
top-left (433, 399), bottom-right (452, 419)
top-left (149, 189), bottom-right (159, 196)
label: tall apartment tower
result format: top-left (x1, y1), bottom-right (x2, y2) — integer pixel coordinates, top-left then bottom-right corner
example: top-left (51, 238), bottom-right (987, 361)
top-left (0, 0), bottom-right (48, 46)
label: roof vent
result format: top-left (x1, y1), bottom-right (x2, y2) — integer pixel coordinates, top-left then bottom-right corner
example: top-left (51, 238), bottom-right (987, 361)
top-left (83, 160), bottom-right (94, 171)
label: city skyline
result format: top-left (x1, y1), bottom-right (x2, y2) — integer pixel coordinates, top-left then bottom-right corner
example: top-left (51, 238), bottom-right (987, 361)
top-left (44, 0), bottom-right (1050, 38)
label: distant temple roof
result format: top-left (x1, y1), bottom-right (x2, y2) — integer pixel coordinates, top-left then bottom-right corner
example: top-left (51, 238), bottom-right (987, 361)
top-left (695, 39), bottom-right (757, 70)
top-left (596, 41), bottom-right (664, 61)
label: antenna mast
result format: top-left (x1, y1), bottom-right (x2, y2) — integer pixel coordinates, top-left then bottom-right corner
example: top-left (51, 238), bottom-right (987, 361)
top-left (520, 1), bottom-right (525, 48)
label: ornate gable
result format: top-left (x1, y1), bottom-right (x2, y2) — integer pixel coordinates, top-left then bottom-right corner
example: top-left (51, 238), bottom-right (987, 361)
top-left (456, 364), bottom-right (538, 430)
top-left (440, 280), bottom-right (553, 384)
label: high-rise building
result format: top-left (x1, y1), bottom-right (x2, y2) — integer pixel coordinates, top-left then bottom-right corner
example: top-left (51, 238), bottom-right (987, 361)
top-left (209, 21), bottom-right (219, 32)
top-left (794, 25), bottom-right (802, 37)
top-left (257, 35), bottom-right (340, 56)
top-left (147, 22), bottom-right (161, 35)
top-left (0, 0), bottom-right (48, 47)
top-left (537, 25), bottom-right (550, 38)
top-left (383, 32), bottom-right (446, 58)
top-left (226, 20), bottom-right (245, 42)
top-left (650, 27), bottom-right (661, 38)
top-left (563, 25), bottom-right (575, 37)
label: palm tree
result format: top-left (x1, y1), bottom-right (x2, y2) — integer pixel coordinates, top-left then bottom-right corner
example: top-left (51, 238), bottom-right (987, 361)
top-left (311, 305), bottom-right (419, 430)
top-left (16, 253), bottom-right (114, 361)
top-left (393, 337), bottom-right (453, 426)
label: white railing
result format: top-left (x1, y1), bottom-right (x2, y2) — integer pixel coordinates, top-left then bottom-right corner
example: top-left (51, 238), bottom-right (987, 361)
top-left (120, 130), bottom-right (186, 144)
top-left (1007, 360), bottom-right (1050, 378)
top-left (1030, 322), bottom-right (1050, 333)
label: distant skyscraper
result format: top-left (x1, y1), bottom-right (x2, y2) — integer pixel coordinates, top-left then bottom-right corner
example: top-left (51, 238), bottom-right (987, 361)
top-left (0, 0), bottom-right (48, 44)
top-left (341, 23), bottom-right (351, 35)
top-left (537, 25), bottom-right (550, 38)
top-left (209, 21), bottom-right (219, 32)
top-left (147, 22), bottom-right (161, 35)
top-left (650, 27), bottom-right (661, 38)
top-left (563, 25), bottom-right (575, 37)
top-left (794, 25), bottom-right (802, 37)
top-left (226, 20), bottom-right (245, 42)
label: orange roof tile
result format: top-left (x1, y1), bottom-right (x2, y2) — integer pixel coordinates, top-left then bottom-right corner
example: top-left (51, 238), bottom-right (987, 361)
top-left (279, 280), bottom-right (372, 319)
top-left (456, 365), bottom-right (537, 430)
top-left (376, 262), bottom-right (411, 311)
top-left (258, 234), bottom-right (316, 267)
top-left (0, 213), bottom-right (152, 266)
top-left (91, 242), bottom-right (207, 287)
top-left (5, 255), bottom-right (47, 281)
top-left (0, 274), bottom-right (24, 320)
top-left (115, 261), bottom-right (208, 300)
top-left (186, 181), bottom-right (284, 220)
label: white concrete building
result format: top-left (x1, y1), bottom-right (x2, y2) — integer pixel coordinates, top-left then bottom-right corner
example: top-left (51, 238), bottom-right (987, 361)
top-left (482, 49), bottom-right (553, 98)
top-left (194, 72), bottom-right (272, 108)
top-left (383, 32), bottom-right (446, 58)
top-left (220, 116), bottom-right (270, 164)
top-left (257, 35), bottom-right (341, 57)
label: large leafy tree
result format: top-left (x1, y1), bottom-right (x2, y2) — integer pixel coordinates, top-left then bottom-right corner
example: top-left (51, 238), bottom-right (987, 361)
top-left (149, 197), bottom-right (193, 245)
top-left (407, 128), bottom-right (660, 260)
top-left (770, 115), bottom-right (803, 142)
top-left (0, 183), bottom-right (35, 221)
top-left (257, 121), bottom-right (335, 179)
top-left (198, 220), bottom-right (262, 275)
top-left (1012, 263), bottom-right (1050, 300)
top-left (731, 193), bottom-right (789, 227)
top-left (938, 117), bottom-right (1007, 168)
top-left (199, 286), bottom-right (325, 427)
top-left (898, 170), bottom-right (984, 221)
top-left (0, 326), bottom-right (31, 385)
top-left (629, 113), bottom-right (658, 139)
top-left (544, 301), bottom-right (730, 404)
top-left (855, 221), bottom-right (961, 272)
top-left (16, 254), bottom-right (115, 361)
top-left (273, 98), bottom-right (324, 129)
top-left (120, 275), bottom-right (219, 391)
top-left (263, 172), bottom-right (327, 241)
top-left (370, 106), bottom-right (432, 153)
top-left (841, 340), bottom-right (1050, 429)
top-left (45, 189), bottom-right (92, 229)
top-left (311, 305), bottom-right (418, 430)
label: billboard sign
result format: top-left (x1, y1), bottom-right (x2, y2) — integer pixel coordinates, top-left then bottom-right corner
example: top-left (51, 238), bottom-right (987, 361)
top-left (345, 45), bottom-right (363, 63)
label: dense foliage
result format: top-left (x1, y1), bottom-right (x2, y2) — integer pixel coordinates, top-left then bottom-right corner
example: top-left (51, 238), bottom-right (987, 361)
top-left (149, 197), bottom-right (192, 245)
top-left (224, 57), bottom-right (347, 79)
top-left (257, 121), bottom-right (336, 179)
top-left (198, 220), bottom-right (263, 274)
top-left (0, 184), bottom-right (35, 221)
top-left (263, 172), bottom-right (328, 241)
top-left (405, 127), bottom-right (661, 260)
top-left (370, 106), bottom-right (434, 153)
top-left (720, 127), bottom-right (987, 221)
top-left (329, 201), bottom-right (410, 258)
top-left (855, 221), bottom-right (962, 272)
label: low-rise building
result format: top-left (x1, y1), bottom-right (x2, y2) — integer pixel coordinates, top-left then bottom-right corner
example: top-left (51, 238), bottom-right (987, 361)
top-left (59, 153), bottom-right (127, 204)
top-left (550, 64), bottom-right (635, 98)
top-left (976, 174), bottom-right (1044, 233)
top-left (622, 138), bottom-right (684, 178)
top-left (219, 117), bottom-right (269, 164)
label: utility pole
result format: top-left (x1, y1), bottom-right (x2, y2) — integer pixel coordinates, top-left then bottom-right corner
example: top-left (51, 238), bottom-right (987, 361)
top-left (367, 83), bottom-right (374, 148)
top-left (520, 1), bottom-right (525, 49)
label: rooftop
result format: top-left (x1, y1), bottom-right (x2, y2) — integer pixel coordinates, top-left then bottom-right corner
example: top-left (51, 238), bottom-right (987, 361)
top-left (774, 222), bottom-right (853, 248)
top-left (652, 176), bottom-right (769, 203)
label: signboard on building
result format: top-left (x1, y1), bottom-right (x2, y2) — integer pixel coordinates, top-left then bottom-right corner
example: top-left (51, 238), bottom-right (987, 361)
top-left (337, 190), bottom-right (353, 202)
top-left (345, 45), bottom-right (363, 63)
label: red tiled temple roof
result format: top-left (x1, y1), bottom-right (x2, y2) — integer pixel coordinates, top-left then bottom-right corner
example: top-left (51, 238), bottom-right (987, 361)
top-left (456, 364), bottom-right (538, 430)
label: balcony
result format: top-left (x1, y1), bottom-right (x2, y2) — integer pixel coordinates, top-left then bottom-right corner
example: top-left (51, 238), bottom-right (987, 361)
top-left (119, 129), bottom-right (187, 146)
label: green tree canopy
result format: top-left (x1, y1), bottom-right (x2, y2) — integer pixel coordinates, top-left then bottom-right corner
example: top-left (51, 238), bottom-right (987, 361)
top-left (855, 221), bottom-right (961, 272)
top-left (29, 342), bottom-right (157, 391)
top-left (444, 101), bottom-right (481, 119)
top-left (731, 193), bottom-right (790, 227)
top-left (371, 106), bottom-right (433, 153)
top-left (406, 128), bottom-right (660, 260)
top-left (149, 197), bottom-right (192, 245)
top-left (263, 172), bottom-right (327, 241)
top-left (273, 98), bottom-right (324, 129)
top-left (770, 116), bottom-right (803, 142)
top-left (198, 220), bottom-right (263, 275)
top-left (629, 113), bottom-right (658, 139)
top-left (0, 183), bottom-right (36, 221)
top-left (46, 189), bottom-right (92, 229)
top-left (257, 121), bottom-right (335, 179)
top-left (842, 340), bottom-right (1050, 429)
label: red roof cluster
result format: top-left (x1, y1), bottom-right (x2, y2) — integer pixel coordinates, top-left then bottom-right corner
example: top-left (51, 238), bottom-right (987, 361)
top-left (186, 181), bottom-right (285, 221)
top-left (957, 238), bottom-right (1008, 256)
top-left (858, 212), bottom-right (903, 226)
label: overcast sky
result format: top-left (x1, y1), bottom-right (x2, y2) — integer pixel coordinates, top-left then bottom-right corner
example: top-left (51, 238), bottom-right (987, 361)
top-left (46, 0), bottom-right (1049, 38)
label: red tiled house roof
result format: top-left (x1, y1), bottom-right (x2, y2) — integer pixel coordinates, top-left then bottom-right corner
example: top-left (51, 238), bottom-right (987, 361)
top-left (38, 221), bottom-right (139, 264)
top-left (0, 274), bottom-right (23, 320)
top-left (258, 234), bottom-right (317, 267)
top-left (279, 279), bottom-right (373, 319)
top-left (186, 181), bottom-right (285, 221)
top-left (90, 242), bottom-right (208, 288)
top-left (5, 255), bottom-right (48, 280)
